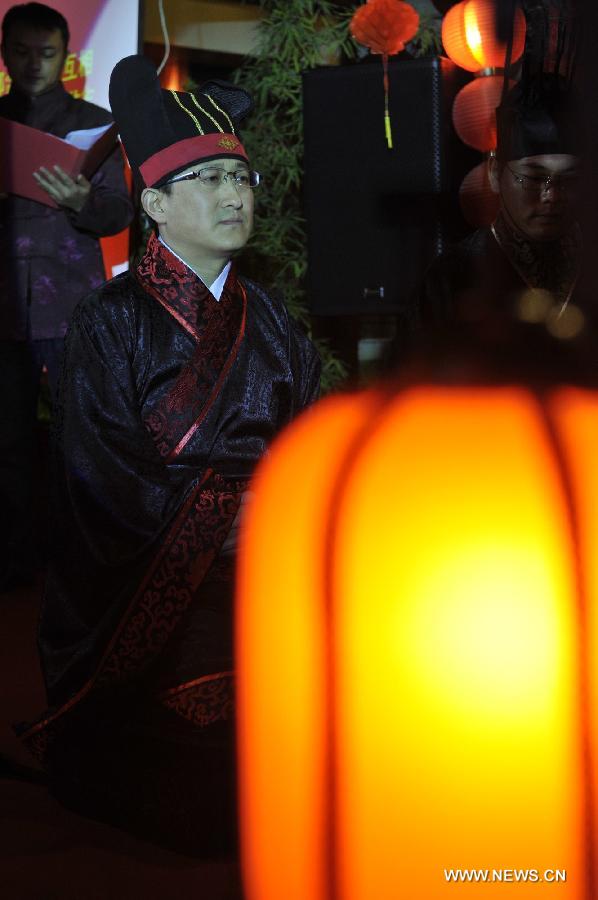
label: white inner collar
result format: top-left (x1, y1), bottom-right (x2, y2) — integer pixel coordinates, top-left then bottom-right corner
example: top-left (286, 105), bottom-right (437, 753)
top-left (158, 236), bottom-right (231, 300)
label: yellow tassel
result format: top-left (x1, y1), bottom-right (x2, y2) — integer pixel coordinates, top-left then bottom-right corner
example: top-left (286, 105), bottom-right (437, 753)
top-left (385, 111), bottom-right (393, 149)
top-left (382, 54), bottom-right (393, 150)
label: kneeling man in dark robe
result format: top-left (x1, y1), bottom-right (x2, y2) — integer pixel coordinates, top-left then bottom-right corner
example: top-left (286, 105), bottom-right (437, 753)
top-left (18, 55), bottom-right (321, 856)
top-left (420, 73), bottom-right (583, 344)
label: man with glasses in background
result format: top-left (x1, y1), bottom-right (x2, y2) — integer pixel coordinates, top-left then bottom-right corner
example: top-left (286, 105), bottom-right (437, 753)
top-left (20, 55), bottom-right (320, 856)
top-left (418, 74), bottom-right (583, 339)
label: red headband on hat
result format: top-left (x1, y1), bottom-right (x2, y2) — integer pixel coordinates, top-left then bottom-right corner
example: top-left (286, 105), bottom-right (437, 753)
top-left (140, 133), bottom-right (249, 186)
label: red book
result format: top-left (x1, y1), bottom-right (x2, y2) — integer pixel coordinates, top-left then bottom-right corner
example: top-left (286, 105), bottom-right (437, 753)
top-left (0, 118), bottom-right (118, 207)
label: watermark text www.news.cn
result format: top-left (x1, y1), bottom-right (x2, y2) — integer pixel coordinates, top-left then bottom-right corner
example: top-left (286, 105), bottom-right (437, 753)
top-left (444, 869), bottom-right (566, 884)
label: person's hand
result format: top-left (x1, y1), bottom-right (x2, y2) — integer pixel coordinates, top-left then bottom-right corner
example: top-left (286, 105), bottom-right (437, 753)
top-left (33, 165), bottom-right (92, 212)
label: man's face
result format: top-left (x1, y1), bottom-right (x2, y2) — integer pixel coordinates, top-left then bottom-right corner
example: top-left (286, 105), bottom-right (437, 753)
top-left (156, 158), bottom-right (254, 268)
top-left (1, 25), bottom-right (66, 96)
top-left (490, 153), bottom-right (581, 242)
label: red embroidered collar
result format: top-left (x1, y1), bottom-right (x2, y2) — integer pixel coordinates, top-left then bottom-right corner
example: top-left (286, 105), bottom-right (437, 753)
top-left (136, 232), bottom-right (247, 460)
top-left (135, 232), bottom-right (239, 341)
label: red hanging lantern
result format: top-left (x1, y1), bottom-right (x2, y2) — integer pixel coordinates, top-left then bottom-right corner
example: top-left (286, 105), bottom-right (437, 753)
top-left (442, 1), bottom-right (479, 70)
top-left (350, 0), bottom-right (420, 148)
top-left (459, 159), bottom-right (499, 227)
top-left (237, 382), bottom-right (598, 900)
top-left (350, 0), bottom-right (420, 55)
top-left (442, 0), bottom-right (526, 72)
top-left (452, 75), bottom-right (513, 151)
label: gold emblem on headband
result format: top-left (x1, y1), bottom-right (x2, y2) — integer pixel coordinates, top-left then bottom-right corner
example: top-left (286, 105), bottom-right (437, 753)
top-left (218, 136), bottom-right (239, 150)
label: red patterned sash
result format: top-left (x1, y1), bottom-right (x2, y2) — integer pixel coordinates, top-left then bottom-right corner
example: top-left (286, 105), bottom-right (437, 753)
top-left (20, 470), bottom-right (244, 762)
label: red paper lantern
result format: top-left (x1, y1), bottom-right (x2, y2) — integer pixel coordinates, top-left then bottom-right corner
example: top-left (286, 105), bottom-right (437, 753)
top-left (459, 160), bottom-right (499, 227)
top-left (452, 75), bottom-right (513, 151)
top-left (350, 0), bottom-right (420, 56)
top-left (442, 1), bottom-right (479, 70)
top-left (442, 0), bottom-right (526, 72)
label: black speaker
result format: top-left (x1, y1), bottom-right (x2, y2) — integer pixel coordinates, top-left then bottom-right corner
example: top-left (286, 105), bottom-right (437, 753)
top-left (302, 57), bottom-right (476, 316)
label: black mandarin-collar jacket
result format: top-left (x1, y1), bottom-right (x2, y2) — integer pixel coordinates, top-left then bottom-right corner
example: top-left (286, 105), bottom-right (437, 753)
top-left (0, 82), bottom-right (133, 340)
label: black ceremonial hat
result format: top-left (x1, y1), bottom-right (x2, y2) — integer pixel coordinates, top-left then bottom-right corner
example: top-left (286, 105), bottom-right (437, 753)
top-left (496, 74), bottom-right (582, 160)
top-left (109, 55), bottom-right (253, 187)
top-left (495, 1), bottom-right (581, 160)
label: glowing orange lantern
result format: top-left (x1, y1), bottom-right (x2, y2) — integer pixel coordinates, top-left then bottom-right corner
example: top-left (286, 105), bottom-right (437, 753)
top-left (459, 159), bottom-right (499, 227)
top-left (442, 1), bottom-right (479, 70)
top-left (452, 74), bottom-right (512, 151)
top-left (442, 0), bottom-right (526, 72)
top-left (237, 381), bottom-right (598, 899)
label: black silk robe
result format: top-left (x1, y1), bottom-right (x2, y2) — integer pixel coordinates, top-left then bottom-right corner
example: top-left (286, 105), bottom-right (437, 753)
top-left (419, 214), bottom-right (582, 333)
top-left (20, 235), bottom-right (320, 848)
top-left (410, 215), bottom-right (598, 385)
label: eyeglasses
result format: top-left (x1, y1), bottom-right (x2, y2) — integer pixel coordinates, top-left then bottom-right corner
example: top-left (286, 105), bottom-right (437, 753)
top-left (165, 166), bottom-right (261, 190)
top-left (506, 164), bottom-right (580, 194)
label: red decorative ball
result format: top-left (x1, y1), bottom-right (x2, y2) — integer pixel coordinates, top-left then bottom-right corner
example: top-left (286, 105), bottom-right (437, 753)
top-left (350, 0), bottom-right (420, 56)
top-left (459, 161), bottom-right (499, 227)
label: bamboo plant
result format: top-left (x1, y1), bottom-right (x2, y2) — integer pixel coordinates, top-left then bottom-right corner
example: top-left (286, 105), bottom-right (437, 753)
top-left (233, 0), bottom-right (358, 391)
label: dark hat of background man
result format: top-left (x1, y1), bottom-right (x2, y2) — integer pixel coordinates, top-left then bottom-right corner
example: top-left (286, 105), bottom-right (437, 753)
top-left (109, 54), bottom-right (253, 187)
top-left (496, 74), bottom-right (583, 161)
top-left (495, 0), bottom-right (581, 161)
